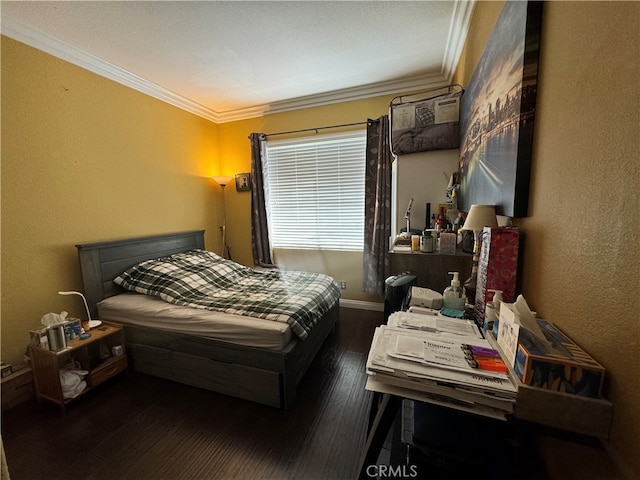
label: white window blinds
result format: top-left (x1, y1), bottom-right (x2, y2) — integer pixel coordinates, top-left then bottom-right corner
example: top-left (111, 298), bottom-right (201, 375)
top-left (263, 130), bottom-right (366, 251)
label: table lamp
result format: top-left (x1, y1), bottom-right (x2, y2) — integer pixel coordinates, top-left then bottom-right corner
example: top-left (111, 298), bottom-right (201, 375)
top-left (58, 291), bottom-right (102, 329)
top-left (461, 205), bottom-right (498, 304)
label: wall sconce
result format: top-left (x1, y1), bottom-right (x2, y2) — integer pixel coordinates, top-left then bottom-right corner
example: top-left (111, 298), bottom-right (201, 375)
top-left (212, 176), bottom-right (233, 259)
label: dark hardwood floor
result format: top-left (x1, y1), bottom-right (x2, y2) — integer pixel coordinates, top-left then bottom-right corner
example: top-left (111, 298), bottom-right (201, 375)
top-left (2, 307), bottom-right (381, 480)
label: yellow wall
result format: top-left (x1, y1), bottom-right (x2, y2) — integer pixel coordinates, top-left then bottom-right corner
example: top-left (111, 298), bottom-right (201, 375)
top-left (456, 2), bottom-right (639, 477)
top-left (2, 2), bottom-right (639, 475)
top-left (1, 37), bottom-right (222, 364)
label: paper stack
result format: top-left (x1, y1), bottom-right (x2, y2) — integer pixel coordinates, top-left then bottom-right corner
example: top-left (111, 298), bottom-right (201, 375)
top-left (366, 311), bottom-right (517, 419)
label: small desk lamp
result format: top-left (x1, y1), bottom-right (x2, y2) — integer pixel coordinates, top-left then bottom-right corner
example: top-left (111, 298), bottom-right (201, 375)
top-left (461, 205), bottom-right (498, 303)
top-left (212, 176), bottom-right (233, 259)
top-left (58, 291), bottom-right (102, 329)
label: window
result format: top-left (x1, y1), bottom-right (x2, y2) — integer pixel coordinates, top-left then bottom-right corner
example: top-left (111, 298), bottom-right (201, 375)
top-left (263, 130), bottom-right (366, 251)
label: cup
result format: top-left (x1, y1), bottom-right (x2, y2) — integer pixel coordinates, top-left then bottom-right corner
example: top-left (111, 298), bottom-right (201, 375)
top-left (411, 235), bottom-right (419, 251)
top-left (420, 235), bottom-right (434, 253)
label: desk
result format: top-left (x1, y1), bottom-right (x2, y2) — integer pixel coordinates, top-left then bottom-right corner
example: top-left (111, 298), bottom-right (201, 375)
top-left (359, 327), bottom-right (615, 479)
top-left (388, 250), bottom-right (472, 294)
top-left (358, 385), bottom-right (518, 480)
top-left (359, 323), bottom-right (516, 479)
top-left (359, 391), bottom-right (403, 480)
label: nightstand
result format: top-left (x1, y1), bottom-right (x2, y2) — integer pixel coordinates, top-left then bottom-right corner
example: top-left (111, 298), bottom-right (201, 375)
top-left (27, 321), bottom-right (127, 411)
top-left (1, 367), bottom-right (34, 410)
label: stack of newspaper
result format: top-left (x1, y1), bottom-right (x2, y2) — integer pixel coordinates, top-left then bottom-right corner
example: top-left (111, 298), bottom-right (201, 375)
top-left (366, 310), bottom-right (517, 419)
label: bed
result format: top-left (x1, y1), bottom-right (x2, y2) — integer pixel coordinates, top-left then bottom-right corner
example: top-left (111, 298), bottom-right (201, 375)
top-left (76, 230), bottom-right (340, 409)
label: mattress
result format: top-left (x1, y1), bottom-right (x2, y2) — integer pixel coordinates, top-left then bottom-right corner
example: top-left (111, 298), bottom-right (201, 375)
top-left (97, 292), bottom-right (293, 350)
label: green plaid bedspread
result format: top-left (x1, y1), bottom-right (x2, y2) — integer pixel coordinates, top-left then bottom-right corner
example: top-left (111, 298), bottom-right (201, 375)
top-left (113, 249), bottom-right (340, 340)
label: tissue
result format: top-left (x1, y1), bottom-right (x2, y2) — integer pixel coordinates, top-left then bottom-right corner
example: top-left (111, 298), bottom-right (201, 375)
top-left (41, 311), bottom-right (69, 327)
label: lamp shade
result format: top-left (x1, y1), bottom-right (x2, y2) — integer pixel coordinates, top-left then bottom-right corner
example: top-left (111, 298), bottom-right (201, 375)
top-left (462, 205), bottom-right (498, 231)
top-left (212, 176), bottom-right (233, 188)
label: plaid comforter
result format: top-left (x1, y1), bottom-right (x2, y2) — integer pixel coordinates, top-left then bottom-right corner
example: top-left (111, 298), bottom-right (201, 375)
top-left (113, 249), bottom-right (340, 340)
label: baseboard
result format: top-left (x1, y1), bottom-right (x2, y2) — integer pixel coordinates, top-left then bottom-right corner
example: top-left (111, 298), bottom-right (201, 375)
top-left (339, 299), bottom-right (384, 312)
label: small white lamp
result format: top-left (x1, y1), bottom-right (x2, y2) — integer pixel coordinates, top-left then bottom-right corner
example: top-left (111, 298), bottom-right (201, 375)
top-left (461, 205), bottom-right (498, 304)
top-left (462, 205), bottom-right (498, 237)
top-left (212, 176), bottom-right (233, 259)
top-left (58, 291), bottom-right (102, 329)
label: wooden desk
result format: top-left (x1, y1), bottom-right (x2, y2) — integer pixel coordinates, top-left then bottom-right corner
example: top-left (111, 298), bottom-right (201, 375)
top-left (388, 250), bottom-right (472, 294)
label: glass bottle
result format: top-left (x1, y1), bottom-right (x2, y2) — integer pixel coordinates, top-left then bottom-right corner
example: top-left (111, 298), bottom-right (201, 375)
top-left (434, 206), bottom-right (446, 233)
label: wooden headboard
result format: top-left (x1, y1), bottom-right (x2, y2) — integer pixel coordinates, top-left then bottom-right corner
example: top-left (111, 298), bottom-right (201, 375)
top-left (76, 230), bottom-right (205, 318)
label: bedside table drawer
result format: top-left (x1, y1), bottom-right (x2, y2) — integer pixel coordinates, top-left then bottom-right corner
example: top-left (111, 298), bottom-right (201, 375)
top-left (89, 355), bottom-right (127, 387)
top-left (1, 368), bottom-right (33, 410)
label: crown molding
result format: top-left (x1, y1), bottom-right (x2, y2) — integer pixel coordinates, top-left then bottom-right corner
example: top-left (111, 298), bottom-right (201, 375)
top-left (1, 12), bottom-right (221, 122)
top-left (441, 0), bottom-right (476, 81)
top-left (2, 2), bottom-right (473, 124)
top-left (214, 72), bottom-right (451, 123)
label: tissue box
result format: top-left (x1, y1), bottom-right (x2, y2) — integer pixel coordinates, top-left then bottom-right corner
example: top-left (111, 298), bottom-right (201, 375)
top-left (474, 227), bottom-right (520, 325)
top-left (514, 320), bottom-right (605, 398)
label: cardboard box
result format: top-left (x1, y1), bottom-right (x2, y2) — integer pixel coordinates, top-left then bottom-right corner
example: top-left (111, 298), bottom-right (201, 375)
top-left (514, 320), bottom-right (605, 398)
top-left (474, 227), bottom-right (520, 325)
top-left (29, 327), bottom-right (49, 348)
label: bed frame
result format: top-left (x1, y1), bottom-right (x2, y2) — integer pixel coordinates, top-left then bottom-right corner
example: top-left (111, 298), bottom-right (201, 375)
top-left (76, 230), bottom-right (339, 409)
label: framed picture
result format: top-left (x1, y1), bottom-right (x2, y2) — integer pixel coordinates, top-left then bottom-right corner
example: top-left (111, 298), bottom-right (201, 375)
top-left (235, 173), bottom-right (251, 192)
top-left (458, 1), bottom-right (543, 218)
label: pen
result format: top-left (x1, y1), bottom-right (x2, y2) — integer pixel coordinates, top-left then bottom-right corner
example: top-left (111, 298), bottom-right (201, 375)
top-left (475, 358), bottom-right (509, 373)
top-left (465, 359), bottom-right (509, 373)
top-left (462, 344), bottom-right (501, 358)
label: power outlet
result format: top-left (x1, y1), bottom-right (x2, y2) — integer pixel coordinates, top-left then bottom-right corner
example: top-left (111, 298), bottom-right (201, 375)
top-left (340, 281), bottom-right (347, 290)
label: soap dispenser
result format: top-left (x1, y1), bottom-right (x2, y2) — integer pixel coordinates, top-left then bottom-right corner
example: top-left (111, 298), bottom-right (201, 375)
top-left (442, 272), bottom-right (466, 311)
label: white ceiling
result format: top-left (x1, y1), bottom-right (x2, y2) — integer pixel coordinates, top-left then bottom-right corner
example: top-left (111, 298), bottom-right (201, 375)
top-left (1, 1), bottom-right (474, 123)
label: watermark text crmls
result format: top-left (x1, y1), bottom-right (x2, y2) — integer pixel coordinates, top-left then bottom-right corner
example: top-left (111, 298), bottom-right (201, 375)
top-left (365, 464), bottom-right (419, 478)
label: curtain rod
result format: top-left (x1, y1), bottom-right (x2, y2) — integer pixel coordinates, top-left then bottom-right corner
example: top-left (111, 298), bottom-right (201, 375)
top-left (253, 120), bottom-right (372, 139)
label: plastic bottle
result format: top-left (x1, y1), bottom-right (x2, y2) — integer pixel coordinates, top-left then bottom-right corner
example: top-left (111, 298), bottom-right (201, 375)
top-left (435, 206), bottom-right (446, 233)
top-left (442, 272), bottom-right (466, 311)
top-left (484, 289), bottom-right (503, 331)
top-left (454, 212), bottom-right (465, 246)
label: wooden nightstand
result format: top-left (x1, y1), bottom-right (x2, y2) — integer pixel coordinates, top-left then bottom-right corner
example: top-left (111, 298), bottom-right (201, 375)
top-left (27, 321), bottom-right (127, 410)
top-left (1, 367), bottom-right (34, 410)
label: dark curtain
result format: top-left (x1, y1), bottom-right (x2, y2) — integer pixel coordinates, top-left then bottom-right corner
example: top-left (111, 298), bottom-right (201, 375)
top-left (363, 115), bottom-right (392, 296)
top-left (249, 133), bottom-right (275, 267)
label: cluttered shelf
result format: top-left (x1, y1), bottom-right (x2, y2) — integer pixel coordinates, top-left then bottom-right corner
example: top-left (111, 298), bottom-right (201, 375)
top-left (485, 300), bottom-right (613, 438)
top-left (367, 309), bottom-right (517, 419)
top-left (359, 300), bottom-right (614, 478)
top-left (387, 250), bottom-right (472, 296)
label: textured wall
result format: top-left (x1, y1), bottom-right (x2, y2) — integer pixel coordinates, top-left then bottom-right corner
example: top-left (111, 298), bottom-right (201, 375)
top-left (456, 2), bottom-right (639, 477)
top-left (1, 37), bottom-right (221, 365)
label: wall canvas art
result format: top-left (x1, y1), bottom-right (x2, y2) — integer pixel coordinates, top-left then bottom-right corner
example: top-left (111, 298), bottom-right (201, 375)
top-left (458, 1), bottom-right (543, 217)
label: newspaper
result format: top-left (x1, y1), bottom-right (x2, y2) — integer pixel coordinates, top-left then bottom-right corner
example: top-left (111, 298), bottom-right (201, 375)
top-left (366, 326), bottom-right (517, 397)
top-left (388, 311), bottom-right (483, 338)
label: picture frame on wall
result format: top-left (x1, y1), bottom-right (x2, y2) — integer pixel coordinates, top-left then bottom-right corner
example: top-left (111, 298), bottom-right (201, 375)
top-left (458, 1), bottom-right (543, 218)
top-left (235, 173), bottom-right (251, 192)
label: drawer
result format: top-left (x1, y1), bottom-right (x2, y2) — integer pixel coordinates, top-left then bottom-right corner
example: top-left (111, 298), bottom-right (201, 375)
top-left (1, 368), bottom-right (34, 410)
top-left (89, 355), bottom-right (127, 387)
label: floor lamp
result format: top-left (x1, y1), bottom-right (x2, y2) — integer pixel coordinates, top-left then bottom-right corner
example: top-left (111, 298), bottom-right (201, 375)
top-left (212, 176), bottom-right (233, 259)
